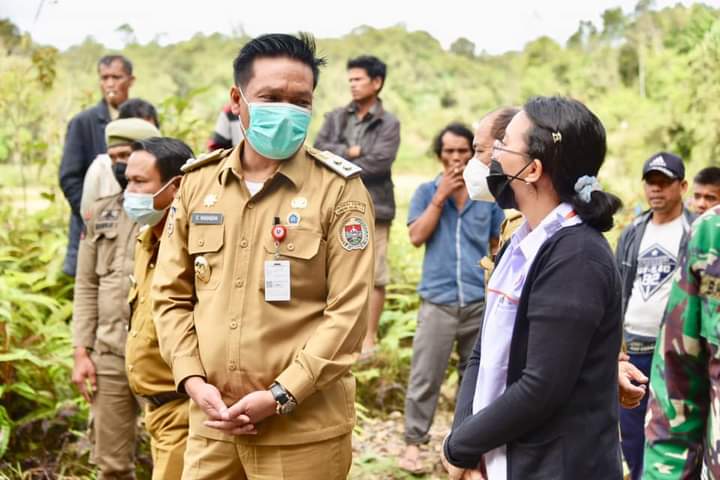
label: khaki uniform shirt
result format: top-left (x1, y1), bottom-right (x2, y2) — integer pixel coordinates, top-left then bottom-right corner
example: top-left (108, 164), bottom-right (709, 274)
top-left (125, 227), bottom-right (177, 396)
top-left (480, 208), bottom-right (524, 275)
top-left (152, 142), bottom-right (375, 445)
top-left (73, 193), bottom-right (138, 360)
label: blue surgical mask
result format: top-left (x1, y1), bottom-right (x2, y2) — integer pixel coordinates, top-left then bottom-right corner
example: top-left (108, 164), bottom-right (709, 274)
top-left (123, 192), bottom-right (166, 226)
top-left (123, 178), bottom-right (178, 227)
top-left (238, 88), bottom-right (311, 160)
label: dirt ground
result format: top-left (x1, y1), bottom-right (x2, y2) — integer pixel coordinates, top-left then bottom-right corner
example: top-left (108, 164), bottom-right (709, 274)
top-left (350, 410), bottom-right (453, 479)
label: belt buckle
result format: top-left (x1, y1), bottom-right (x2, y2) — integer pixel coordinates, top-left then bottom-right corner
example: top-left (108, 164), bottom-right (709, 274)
top-left (627, 341), bottom-right (655, 354)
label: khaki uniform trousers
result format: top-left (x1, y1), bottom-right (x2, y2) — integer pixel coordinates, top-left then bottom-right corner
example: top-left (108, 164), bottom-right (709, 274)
top-left (89, 353), bottom-right (141, 480)
top-left (181, 432), bottom-right (352, 480)
top-left (144, 398), bottom-right (190, 480)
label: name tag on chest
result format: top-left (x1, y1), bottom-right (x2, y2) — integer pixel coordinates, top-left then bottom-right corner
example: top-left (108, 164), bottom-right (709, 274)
top-left (265, 260), bottom-right (290, 302)
top-left (191, 213), bottom-right (224, 225)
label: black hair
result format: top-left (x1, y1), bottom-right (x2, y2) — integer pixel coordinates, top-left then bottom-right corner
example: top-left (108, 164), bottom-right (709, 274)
top-left (118, 98), bottom-right (159, 127)
top-left (131, 137), bottom-right (194, 183)
top-left (523, 96), bottom-right (622, 232)
top-left (432, 123), bottom-right (474, 158)
top-left (694, 166), bottom-right (720, 186)
top-left (233, 33), bottom-right (326, 90)
top-left (488, 107), bottom-right (520, 141)
top-left (97, 54), bottom-right (133, 75)
top-left (347, 55), bottom-right (387, 92)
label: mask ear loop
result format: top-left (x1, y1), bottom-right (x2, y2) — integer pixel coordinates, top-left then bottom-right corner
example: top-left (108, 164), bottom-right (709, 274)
top-left (235, 86), bottom-right (251, 138)
top-left (152, 175), bottom-right (182, 210)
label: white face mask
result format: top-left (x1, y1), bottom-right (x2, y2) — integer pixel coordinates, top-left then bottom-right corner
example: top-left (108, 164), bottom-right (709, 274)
top-left (463, 156), bottom-right (495, 202)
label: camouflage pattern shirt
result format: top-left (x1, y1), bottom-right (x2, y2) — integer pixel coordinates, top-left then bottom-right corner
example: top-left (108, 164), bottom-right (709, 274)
top-left (644, 205), bottom-right (720, 479)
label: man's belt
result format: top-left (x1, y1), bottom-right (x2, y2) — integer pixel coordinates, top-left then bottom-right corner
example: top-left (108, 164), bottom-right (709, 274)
top-left (144, 391), bottom-right (188, 408)
top-left (625, 340), bottom-right (656, 354)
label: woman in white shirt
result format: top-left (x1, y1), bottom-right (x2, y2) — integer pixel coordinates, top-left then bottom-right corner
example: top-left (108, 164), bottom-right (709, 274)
top-left (443, 96), bottom-right (624, 480)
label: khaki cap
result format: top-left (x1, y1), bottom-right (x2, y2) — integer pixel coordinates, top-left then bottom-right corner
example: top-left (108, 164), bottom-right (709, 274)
top-left (106, 118), bottom-right (160, 147)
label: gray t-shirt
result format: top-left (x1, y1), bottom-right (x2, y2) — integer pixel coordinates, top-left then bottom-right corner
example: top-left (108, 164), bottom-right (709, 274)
top-left (624, 216), bottom-right (684, 338)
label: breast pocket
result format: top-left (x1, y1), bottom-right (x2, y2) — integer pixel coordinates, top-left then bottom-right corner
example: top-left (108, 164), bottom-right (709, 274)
top-left (93, 230), bottom-right (119, 277)
top-left (262, 229), bottom-right (326, 295)
top-left (188, 224), bottom-right (225, 291)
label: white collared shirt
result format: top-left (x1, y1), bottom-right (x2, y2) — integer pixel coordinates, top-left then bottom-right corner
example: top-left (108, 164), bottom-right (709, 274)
top-left (472, 202), bottom-right (581, 480)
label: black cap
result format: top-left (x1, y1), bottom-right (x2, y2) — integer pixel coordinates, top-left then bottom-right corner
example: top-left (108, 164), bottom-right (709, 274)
top-left (642, 152), bottom-right (685, 181)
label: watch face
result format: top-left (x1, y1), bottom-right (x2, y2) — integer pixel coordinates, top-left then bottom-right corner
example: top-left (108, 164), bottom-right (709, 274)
top-left (271, 384), bottom-right (288, 403)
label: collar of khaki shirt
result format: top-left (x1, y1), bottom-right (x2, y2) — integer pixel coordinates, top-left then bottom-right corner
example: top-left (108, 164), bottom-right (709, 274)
top-left (138, 224), bottom-right (159, 252)
top-left (217, 140), bottom-right (309, 190)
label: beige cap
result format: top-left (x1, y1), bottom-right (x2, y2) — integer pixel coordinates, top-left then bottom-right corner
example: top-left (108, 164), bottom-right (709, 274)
top-left (105, 118), bottom-right (160, 147)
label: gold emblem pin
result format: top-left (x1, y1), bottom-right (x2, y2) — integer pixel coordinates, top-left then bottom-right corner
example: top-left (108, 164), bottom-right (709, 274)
top-left (203, 194), bottom-right (218, 207)
top-left (194, 256), bottom-right (211, 283)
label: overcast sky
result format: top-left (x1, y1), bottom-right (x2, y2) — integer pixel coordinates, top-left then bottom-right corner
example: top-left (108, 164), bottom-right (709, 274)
top-left (4, 0), bottom-right (703, 54)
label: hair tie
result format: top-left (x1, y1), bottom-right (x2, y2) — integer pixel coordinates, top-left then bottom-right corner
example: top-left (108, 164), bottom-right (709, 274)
top-left (574, 175), bottom-right (602, 203)
top-left (552, 131), bottom-right (562, 143)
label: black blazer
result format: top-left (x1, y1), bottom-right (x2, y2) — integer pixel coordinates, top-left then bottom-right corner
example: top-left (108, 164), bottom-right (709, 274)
top-left (444, 223), bottom-right (623, 479)
top-left (58, 100), bottom-right (111, 276)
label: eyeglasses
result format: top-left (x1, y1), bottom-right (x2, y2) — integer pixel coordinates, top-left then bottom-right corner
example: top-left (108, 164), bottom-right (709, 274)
top-left (492, 139), bottom-right (530, 159)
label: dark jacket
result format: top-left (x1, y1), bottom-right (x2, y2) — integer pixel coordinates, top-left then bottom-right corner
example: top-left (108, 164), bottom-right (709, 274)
top-left (615, 207), bottom-right (695, 323)
top-left (444, 223), bottom-right (623, 480)
top-left (313, 99), bottom-right (400, 222)
top-left (59, 100), bottom-right (112, 276)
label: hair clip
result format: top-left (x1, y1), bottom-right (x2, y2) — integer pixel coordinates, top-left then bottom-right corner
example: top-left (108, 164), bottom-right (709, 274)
top-left (552, 131), bottom-right (562, 144)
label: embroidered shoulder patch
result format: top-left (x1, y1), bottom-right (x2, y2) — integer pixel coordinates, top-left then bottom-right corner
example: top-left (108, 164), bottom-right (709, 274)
top-left (339, 216), bottom-right (369, 251)
top-left (335, 201), bottom-right (366, 216)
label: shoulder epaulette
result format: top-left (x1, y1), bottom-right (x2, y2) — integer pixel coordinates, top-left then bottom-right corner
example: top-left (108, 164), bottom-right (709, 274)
top-left (306, 145), bottom-right (362, 179)
top-left (181, 148), bottom-right (232, 173)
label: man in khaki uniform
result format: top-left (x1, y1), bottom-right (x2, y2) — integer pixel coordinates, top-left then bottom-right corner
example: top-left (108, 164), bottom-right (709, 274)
top-left (152, 33), bottom-right (375, 480)
top-left (71, 118), bottom-right (159, 479)
top-left (123, 137), bottom-right (195, 480)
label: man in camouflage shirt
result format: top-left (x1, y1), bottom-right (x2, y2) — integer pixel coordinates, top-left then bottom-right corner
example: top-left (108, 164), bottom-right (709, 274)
top-left (644, 204), bottom-right (720, 478)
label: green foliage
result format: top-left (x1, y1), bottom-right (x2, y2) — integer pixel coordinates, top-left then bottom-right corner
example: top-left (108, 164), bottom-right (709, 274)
top-left (0, 50), bottom-right (61, 190)
top-left (0, 198), bottom-right (82, 469)
top-left (157, 86), bottom-right (212, 154)
top-left (449, 37), bottom-right (476, 58)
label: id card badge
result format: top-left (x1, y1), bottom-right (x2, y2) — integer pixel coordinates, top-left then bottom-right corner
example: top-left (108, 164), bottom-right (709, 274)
top-left (264, 260), bottom-right (290, 302)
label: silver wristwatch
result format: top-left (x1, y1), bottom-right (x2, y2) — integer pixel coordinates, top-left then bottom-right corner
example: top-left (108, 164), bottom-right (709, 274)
top-left (269, 382), bottom-right (297, 415)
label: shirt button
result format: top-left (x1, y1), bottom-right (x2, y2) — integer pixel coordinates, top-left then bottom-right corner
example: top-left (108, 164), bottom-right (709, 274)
top-left (240, 239), bottom-right (248, 248)
top-left (230, 321), bottom-right (238, 329)
top-left (128, 365), bottom-right (134, 371)
top-left (131, 331), bottom-right (137, 337)
top-left (235, 279), bottom-right (244, 287)
top-left (229, 363), bottom-right (237, 371)
top-left (198, 239), bottom-right (205, 246)
top-left (149, 263), bottom-right (155, 269)
top-left (139, 296), bottom-right (145, 304)
top-left (247, 202), bottom-right (255, 209)
top-left (287, 243), bottom-right (295, 251)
